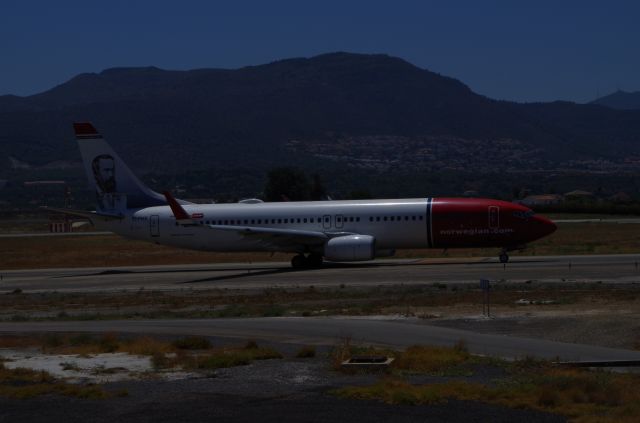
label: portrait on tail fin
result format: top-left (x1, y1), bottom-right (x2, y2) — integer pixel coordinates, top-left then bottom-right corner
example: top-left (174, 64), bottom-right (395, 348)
top-left (91, 154), bottom-right (117, 210)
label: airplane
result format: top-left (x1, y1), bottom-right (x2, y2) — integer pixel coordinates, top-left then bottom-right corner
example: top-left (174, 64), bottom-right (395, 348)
top-left (45, 122), bottom-right (557, 268)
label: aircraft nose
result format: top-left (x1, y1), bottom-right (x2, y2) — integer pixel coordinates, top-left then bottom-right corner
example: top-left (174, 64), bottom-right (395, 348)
top-left (533, 214), bottom-right (557, 238)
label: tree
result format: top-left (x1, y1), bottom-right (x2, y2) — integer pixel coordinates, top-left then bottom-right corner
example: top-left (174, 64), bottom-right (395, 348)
top-left (310, 174), bottom-right (328, 200)
top-left (263, 167), bottom-right (311, 201)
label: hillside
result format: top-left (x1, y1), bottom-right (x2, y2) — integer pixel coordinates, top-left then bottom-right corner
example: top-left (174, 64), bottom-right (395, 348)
top-left (2, 52), bottom-right (640, 205)
top-left (591, 90), bottom-right (640, 110)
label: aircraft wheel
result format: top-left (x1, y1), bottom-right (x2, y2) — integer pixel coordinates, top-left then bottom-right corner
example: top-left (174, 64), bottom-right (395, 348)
top-left (307, 253), bottom-right (323, 268)
top-left (291, 254), bottom-right (307, 269)
top-left (499, 253), bottom-right (509, 263)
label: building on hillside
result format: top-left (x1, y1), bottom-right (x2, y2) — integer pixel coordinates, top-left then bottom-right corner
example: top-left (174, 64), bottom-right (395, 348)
top-left (518, 194), bottom-right (564, 207)
top-left (564, 190), bottom-right (595, 201)
top-left (609, 191), bottom-right (632, 204)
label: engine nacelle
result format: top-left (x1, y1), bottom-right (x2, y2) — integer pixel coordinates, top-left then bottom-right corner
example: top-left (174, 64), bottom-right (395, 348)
top-left (324, 235), bottom-right (375, 262)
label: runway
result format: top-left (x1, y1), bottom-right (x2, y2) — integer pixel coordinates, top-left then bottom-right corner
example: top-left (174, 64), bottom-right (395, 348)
top-left (2, 254), bottom-right (640, 293)
top-left (1, 317), bottom-right (640, 362)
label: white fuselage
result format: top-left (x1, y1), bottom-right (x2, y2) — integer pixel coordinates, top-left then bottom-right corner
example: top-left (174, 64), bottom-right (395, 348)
top-left (97, 199), bottom-right (429, 254)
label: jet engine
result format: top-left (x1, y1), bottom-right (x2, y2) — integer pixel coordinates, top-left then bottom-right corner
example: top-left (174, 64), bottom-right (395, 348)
top-left (324, 235), bottom-right (375, 261)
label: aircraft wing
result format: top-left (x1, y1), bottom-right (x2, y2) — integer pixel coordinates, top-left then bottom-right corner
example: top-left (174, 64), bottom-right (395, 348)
top-left (162, 190), bottom-right (353, 249)
top-left (41, 206), bottom-right (123, 222)
top-left (203, 224), bottom-right (355, 250)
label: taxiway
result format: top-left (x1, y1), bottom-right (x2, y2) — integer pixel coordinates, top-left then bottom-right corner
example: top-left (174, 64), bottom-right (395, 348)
top-left (1, 254), bottom-right (640, 293)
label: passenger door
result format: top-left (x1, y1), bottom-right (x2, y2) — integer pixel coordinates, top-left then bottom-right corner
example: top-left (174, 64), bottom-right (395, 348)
top-left (488, 206), bottom-right (499, 229)
top-left (150, 215), bottom-right (160, 237)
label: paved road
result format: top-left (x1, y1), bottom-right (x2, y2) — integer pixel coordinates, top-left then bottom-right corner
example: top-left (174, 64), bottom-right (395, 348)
top-left (2, 254), bottom-right (640, 293)
top-left (0, 231), bottom-right (109, 238)
top-left (1, 317), bottom-right (639, 362)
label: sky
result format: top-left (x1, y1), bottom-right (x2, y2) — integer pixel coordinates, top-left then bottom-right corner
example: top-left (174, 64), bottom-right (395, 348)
top-left (1, 0), bottom-right (638, 102)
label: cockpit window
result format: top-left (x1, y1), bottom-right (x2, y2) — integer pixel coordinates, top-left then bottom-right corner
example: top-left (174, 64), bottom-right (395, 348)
top-left (513, 210), bottom-right (535, 219)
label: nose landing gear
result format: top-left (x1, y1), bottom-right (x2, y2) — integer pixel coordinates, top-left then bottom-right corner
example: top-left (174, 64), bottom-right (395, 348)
top-left (499, 245), bottom-right (526, 263)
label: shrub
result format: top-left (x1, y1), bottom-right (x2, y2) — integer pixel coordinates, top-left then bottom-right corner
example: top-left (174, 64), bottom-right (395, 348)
top-left (393, 345), bottom-right (469, 373)
top-left (171, 336), bottom-right (211, 350)
top-left (296, 346), bottom-right (316, 358)
top-left (244, 340), bottom-right (259, 350)
top-left (99, 333), bottom-right (119, 353)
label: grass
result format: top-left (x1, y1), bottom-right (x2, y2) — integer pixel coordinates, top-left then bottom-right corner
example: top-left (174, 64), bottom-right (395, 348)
top-left (330, 338), bottom-right (471, 375)
top-left (333, 348), bottom-right (640, 423)
top-left (0, 361), bottom-right (111, 399)
top-left (155, 340), bottom-right (283, 370)
top-left (171, 336), bottom-right (212, 350)
top-left (295, 346), bottom-right (316, 358)
top-left (0, 333), bottom-right (283, 398)
top-left (2, 281), bottom-right (639, 326)
top-left (2, 218), bottom-right (640, 270)
top-left (0, 333), bottom-right (282, 371)
top-left (392, 344), bottom-right (470, 374)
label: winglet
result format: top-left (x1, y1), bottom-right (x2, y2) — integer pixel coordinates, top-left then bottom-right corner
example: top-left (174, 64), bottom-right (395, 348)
top-left (163, 191), bottom-right (191, 221)
top-left (73, 122), bottom-right (103, 139)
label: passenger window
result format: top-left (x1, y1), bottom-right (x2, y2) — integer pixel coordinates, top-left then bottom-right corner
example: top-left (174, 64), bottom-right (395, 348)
top-left (356, 217), bottom-right (360, 222)
top-left (310, 218), bottom-right (314, 223)
top-left (284, 219), bottom-right (288, 224)
top-left (419, 216), bottom-right (423, 220)
top-left (369, 217), bottom-right (373, 222)
top-left (303, 218), bottom-right (308, 223)
top-left (412, 216), bottom-right (416, 221)
top-left (376, 217), bottom-right (380, 222)
top-left (383, 216), bottom-right (388, 221)
top-left (390, 216), bottom-right (394, 221)
top-left (258, 219), bottom-right (262, 224)
top-left (297, 218), bottom-right (301, 223)
top-left (278, 219), bottom-right (282, 224)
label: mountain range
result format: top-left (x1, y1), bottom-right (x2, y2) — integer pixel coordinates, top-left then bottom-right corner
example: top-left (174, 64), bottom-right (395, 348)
top-left (591, 90), bottom-right (640, 110)
top-left (2, 52), bottom-right (640, 202)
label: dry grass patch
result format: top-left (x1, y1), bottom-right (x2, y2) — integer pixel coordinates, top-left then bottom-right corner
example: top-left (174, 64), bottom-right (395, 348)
top-left (0, 335), bottom-right (42, 349)
top-left (335, 362), bottom-right (640, 423)
top-left (332, 339), bottom-right (471, 374)
top-left (296, 346), bottom-right (316, 358)
top-left (393, 344), bottom-right (470, 374)
top-left (181, 342), bottom-right (283, 370)
top-left (0, 361), bottom-right (110, 399)
top-left (171, 336), bottom-right (212, 350)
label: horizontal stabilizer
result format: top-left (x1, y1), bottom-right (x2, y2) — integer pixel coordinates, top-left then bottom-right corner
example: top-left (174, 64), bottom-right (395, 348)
top-left (41, 206), bottom-right (123, 221)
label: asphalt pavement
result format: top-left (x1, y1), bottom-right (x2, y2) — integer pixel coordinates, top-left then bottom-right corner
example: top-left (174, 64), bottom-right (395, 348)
top-left (2, 254), bottom-right (640, 293)
top-left (1, 317), bottom-right (640, 362)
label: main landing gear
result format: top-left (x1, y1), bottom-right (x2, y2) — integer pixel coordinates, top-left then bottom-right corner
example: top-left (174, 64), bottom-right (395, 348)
top-left (499, 245), bottom-right (526, 263)
top-left (291, 253), bottom-right (323, 269)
